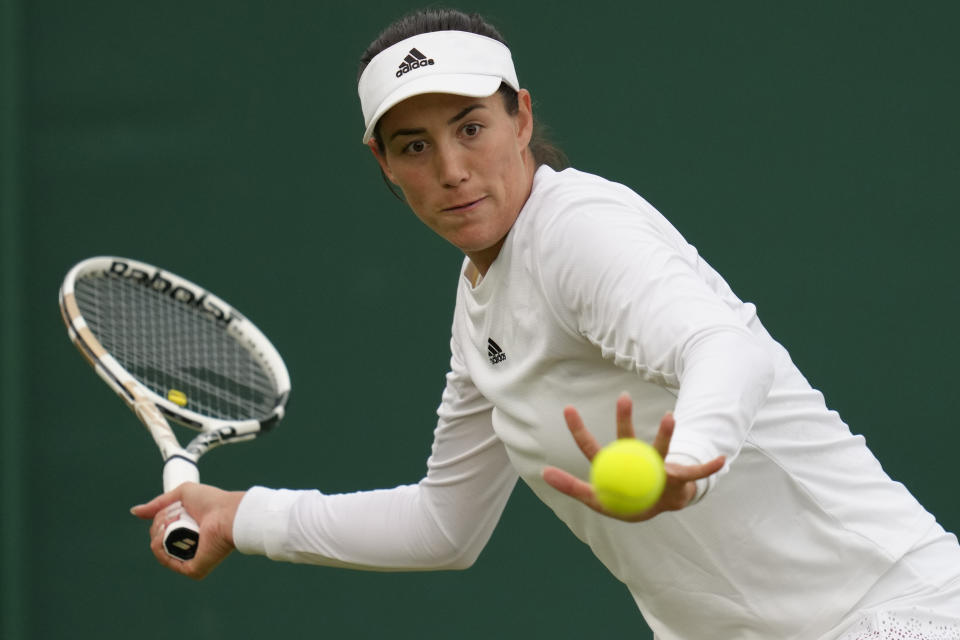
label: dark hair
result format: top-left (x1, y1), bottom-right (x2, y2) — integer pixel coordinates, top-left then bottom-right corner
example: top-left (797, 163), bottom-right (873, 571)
top-left (358, 8), bottom-right (568, 172)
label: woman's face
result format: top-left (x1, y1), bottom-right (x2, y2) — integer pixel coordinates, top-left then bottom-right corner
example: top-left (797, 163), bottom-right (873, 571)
top-left (370, 89), bottom-right (535, 274)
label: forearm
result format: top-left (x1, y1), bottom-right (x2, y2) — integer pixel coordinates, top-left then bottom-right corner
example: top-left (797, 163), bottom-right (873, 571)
top-left (668, 327), bottom-right (775, 498)
top-left (233, 432), bottom-right (517, 570)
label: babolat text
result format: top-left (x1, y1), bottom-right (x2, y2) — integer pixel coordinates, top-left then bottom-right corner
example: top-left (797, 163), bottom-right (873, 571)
top-left (108, 260), bottom-right (236, 325)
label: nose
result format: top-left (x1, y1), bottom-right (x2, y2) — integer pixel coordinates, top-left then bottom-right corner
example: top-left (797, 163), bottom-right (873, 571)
top-left (434, 142), bottom-right (469, 188)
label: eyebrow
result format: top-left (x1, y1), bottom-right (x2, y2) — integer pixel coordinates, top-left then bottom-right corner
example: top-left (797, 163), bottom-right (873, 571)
top-left (447, 104), bottom-right (485, 125)
top-left (388, 104), bottom-right (487, 142)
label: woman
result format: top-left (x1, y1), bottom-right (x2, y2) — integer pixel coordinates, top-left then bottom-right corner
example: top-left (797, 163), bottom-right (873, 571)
top-left (134, 9), bottom-right (960, 639)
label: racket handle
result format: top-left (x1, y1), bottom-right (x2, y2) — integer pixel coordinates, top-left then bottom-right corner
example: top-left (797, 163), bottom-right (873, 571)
top-left (161, 456), bottom-right (200, 560)
top-left (163, 511), bottom-right (200, 560)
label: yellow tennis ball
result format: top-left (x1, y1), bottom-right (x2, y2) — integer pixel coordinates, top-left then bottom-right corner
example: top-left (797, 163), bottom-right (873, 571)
top-left (590, 438), bottom-right (666, 515)
top-left (167, 389), bottom-right (188, 407)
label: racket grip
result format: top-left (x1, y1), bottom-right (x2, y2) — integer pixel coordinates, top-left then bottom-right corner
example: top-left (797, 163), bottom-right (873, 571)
top-left (161, 456), bottom-right (200, 560)
top-left (163, 511), bottom-right (200, 560)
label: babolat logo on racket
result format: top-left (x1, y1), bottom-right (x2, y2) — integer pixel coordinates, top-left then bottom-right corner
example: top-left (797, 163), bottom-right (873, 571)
top-left (396, 48), bottom-right (434, 77)
top-left (108, 260), bottom-right (237, 326)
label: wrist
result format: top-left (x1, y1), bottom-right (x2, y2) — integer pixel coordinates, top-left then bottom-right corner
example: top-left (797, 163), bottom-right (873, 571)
top-left (224, 490), bottom-right (247, 548)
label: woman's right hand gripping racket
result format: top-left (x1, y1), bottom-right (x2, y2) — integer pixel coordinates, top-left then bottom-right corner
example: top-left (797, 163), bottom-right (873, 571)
top-left (59, 256), bottom-right (290, 560)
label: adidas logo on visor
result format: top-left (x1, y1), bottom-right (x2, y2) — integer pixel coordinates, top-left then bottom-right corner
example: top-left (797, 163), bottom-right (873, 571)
top-left (396, 48), bottom-right (435, 77)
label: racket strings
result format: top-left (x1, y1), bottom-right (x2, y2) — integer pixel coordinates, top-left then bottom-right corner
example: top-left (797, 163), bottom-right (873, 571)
top-left (74, 273), bottom-right (277, 422)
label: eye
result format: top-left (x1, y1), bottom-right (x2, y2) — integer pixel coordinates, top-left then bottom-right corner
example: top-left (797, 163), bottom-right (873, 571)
top-left (402, 140), bottom-right (428, 155)
top-left (461, 123), bottom-right (483, 138)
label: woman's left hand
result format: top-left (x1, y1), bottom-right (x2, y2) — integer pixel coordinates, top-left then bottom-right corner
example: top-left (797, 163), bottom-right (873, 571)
top-left (542, 393), bottom-right (725, 522)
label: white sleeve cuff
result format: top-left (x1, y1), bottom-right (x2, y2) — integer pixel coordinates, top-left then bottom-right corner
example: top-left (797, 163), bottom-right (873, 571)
top-left (232, 486), bottom-right (304, 557)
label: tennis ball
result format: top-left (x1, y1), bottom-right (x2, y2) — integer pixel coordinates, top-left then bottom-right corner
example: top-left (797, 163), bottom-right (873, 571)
top-left (590, 438), bottom-right (666, 515)
top-left (167, 389), bottom-right (188, 407)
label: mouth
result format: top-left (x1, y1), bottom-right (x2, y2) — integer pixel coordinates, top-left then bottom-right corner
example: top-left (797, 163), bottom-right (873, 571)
top-left (442, 196), bottom-right (487, 212)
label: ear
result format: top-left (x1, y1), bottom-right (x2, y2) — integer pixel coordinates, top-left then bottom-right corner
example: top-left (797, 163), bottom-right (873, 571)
top-left (368, 140), bottom-right (398, 184)
top-left (515, 89), bottom-right (534, 149)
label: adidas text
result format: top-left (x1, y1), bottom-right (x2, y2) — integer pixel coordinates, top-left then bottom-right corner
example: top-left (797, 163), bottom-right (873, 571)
top-left (397, 48), bottom-right (435, 77)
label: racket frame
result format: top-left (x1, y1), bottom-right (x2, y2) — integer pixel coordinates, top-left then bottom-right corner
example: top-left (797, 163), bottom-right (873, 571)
top-left (59, 256), bottom-right (291, 559)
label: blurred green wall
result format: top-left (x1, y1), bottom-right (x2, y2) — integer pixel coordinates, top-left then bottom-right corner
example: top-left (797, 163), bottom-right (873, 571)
top-left (3, 1), bottom-right (958, 638)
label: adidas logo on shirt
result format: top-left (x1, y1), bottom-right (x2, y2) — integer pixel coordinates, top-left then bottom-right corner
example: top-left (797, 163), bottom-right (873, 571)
top-left (396, 48), bottom-right (434, 77)
top-left (488, 338), bottom-right (507, 365)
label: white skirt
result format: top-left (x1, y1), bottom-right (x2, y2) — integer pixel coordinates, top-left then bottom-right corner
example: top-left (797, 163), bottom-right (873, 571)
top-left (834, 523), bottom-right (960, 640)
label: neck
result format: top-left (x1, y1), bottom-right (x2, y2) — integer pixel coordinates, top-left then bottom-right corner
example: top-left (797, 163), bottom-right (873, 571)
top-left (466, 237), bottom-right (509, 278)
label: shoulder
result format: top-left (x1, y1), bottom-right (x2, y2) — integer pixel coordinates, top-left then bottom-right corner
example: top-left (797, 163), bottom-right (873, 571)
top-left (525, 166), bottom-right (645, 215)
top-left (519, 166), bottom-right (684, 264)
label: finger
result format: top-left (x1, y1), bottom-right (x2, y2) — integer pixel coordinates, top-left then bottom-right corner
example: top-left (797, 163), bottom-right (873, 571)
top-left (563, 406), bottom-right (602, 460)
top-left (666, 456), bottom-right (726, 482)
top-left (147, 500), bottom-right (186, 554)
top-left (131, 487), bottom-right (185, 520)
top-left (616, 392), bottom-right (635, 439)
top-left (542, 467), bottom-right (603, 511)
top-left (148, 519), bottom-right (186, 572)
top-left (146, 503), bottom-right (211, 578)
top-left (651, 412), bottom-right (676, 458)
top-left (695, 455), bottom-right (727, 479)
top-left (151, 536), bottom-right (198, 577)
top-left (543, 466), bottom-right (652, 521)
top-left (155, 500), bottom-right (187, 533)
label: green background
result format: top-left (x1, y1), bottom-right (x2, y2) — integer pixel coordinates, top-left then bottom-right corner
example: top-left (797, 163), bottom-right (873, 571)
top-left (3, 1), bottom-right (958, 638)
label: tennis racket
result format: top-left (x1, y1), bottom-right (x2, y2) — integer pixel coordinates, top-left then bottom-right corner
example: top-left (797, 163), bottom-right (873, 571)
top-left (59, 256), bottom-right (290, 560)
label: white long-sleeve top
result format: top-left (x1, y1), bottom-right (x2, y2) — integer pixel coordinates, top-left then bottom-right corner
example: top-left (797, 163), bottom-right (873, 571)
top-left (234, 166), bottom-right (938, 639)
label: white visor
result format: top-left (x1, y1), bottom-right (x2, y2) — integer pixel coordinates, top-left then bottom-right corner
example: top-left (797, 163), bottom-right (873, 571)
top-left (358, 30), bottom-right (519, 144)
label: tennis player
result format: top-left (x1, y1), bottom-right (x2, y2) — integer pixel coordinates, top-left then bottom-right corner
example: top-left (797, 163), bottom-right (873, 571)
top-left (133, 9), bottom-right (960, 639)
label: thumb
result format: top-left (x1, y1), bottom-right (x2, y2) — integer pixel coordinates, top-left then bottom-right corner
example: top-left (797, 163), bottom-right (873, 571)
top-left (130, 485), bottom-right (186, 520)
